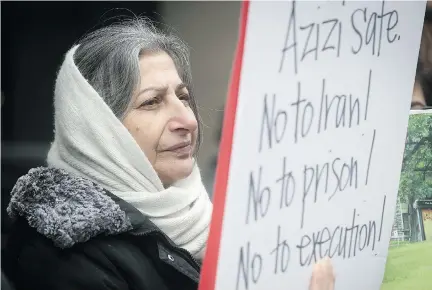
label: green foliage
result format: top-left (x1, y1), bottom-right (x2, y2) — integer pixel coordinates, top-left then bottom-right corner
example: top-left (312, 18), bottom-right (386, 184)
top-left (398, 113), bottom-right (432, 203)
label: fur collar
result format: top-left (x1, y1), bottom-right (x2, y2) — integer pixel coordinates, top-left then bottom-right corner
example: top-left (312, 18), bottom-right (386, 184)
top-left (7, 167), bottom-right (133, 248)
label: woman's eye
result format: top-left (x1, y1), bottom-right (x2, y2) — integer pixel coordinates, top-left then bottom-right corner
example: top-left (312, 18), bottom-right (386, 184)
top-left (141, 96), bottom-right (162, 109)
top-left (179, 94), bottom-right (190, 105)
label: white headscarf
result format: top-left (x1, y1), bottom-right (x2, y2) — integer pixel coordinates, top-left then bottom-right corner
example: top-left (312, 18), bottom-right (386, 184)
top-left (47, 45), bottom-right (212, 260)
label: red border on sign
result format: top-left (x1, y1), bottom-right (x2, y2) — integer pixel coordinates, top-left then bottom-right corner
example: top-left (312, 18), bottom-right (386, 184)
top-left (199, 1), bottom-right (250, 290)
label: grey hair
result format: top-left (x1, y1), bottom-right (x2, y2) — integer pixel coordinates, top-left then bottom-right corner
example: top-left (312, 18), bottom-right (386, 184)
top-left (73, 17), bottom-right (201, 151)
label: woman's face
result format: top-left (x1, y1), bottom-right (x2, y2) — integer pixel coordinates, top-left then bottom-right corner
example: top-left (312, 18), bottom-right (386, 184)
top-left (123, 51), bottom-right (198, 187)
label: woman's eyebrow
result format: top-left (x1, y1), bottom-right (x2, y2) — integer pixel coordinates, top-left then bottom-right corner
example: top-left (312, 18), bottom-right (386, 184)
top-left (136, 83), bottom-right (187, 100)
top-left (175, 83), bottom-right (188, 92)
top-left (137, 86), bottom-right (168, 97)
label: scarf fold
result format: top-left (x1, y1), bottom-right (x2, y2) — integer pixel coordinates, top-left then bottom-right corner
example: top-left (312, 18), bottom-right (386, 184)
top-left (47, 45), bottom-right (212, 260)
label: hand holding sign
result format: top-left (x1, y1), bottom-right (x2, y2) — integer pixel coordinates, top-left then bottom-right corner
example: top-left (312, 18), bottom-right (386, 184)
top-left (309, 258), bottom-right (335, 290)
top-left (200, 1), bottom-right (426, 290)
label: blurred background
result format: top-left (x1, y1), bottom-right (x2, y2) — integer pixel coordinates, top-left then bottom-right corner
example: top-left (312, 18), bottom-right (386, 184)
top-left (1, 0), bottom-right (432, 257)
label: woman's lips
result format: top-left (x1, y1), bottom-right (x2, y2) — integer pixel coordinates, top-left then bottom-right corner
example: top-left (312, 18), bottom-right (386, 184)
top-left (171, 144), bottom-right (192, 156)
top-left (163, 142), bottom-right (192, 157)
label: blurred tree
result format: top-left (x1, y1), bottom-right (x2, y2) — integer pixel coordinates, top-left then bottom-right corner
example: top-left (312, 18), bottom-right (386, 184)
top-left (398, 113), bottom-right (432, 241)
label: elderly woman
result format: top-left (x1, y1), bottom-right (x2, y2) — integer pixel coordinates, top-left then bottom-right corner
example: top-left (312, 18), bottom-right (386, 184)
top-left (3, 18), bottom-right (334, 290)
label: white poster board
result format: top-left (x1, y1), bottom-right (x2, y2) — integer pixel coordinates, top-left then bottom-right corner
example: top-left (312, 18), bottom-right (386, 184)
top-left (200, 1), bottom-right (426, 290)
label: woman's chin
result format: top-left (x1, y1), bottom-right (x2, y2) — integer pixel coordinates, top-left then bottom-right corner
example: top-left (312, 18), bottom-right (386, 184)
top-left (157, 157), bottom-right (195, 186)
top-left (174, 161), bottom-right (194, 180)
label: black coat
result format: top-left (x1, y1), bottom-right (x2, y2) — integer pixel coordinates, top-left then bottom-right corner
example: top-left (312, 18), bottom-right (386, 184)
top-left (3, 167), bottom-right (201, 290)
top-left (2, 271), bottom-right (15, 290)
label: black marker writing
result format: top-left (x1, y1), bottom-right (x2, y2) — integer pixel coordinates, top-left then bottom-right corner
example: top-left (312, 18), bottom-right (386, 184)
top-left (270, 225), bottom-right (291, 274)
top-left (301, 155), bottom-right (359, 228)
top-left (236, 242), bottom-right (263, 290)
top-left (318, 70), bottom-right (372, 134)
top-left (364, 69), bottom-right (372, 121)
top-left (365, 129), bottom-right (376, 185)
top-left (258, 70), bottom-right (373, 152)
top-left (279, 0), bottom-right (298, 74)
top-left (259, 94), bottom-right (288, 152)
top-left (246, 167), bottom-right (272, 224)
top-left (378, 194), bottom-right (386, 241)
top-left (280, 1), bottom-right (343, 75)
top-left (351, 0), bottom-right (400, 56)
top-left (328, 157), bottom-right (359, 201)
top-left (291, 82), bottom-right (308, 143)
top-left (276, 156), bottom-right (296, 209)
top-left (297, 195), bottom-right (386, 266)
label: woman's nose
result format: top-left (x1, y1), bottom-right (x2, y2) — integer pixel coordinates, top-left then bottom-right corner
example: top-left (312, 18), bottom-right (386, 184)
top-left (167, 98), bottom-right (198, 133)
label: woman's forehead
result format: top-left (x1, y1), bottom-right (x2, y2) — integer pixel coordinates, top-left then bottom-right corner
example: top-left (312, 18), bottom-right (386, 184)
top-left (139, 51), bottom-right (183, 85)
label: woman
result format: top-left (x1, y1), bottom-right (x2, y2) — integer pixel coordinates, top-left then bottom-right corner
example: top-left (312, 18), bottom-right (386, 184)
top-left (3, 18), bottom-right (335, 290)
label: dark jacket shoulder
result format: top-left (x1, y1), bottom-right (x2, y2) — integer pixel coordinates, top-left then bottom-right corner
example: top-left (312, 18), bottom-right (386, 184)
top-left (2, 271), bottom-right (15, 290)
top-left (3, 167), bottom-right (201, 290)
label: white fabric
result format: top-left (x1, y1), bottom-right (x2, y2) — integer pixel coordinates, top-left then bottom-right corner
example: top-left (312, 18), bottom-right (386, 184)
top-left (47, 45), bottom-right (212, 260)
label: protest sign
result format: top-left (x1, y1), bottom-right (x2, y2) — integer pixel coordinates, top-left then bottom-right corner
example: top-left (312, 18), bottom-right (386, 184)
top-left (200, 1), bottom-right (426, 289)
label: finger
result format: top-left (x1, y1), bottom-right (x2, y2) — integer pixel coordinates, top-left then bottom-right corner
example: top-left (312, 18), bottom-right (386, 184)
top-left (309, 258), bottom-right (335, 290)
top-left (320, 257), bottom-right (334, 276)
